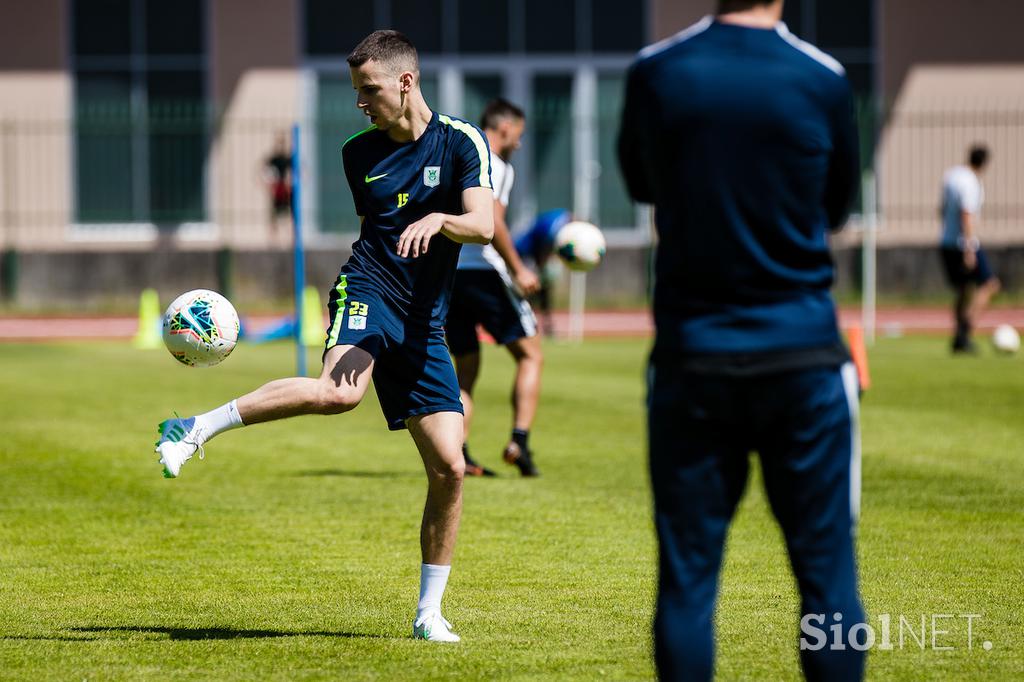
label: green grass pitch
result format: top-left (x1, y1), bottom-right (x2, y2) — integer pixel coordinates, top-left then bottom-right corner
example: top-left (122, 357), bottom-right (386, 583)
top-left (0, 337), bottom-right (1021, 680)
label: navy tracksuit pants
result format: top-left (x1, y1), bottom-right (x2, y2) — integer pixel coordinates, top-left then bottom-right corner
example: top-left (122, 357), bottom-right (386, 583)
top-left (648, 362), bottom-right (865, 682)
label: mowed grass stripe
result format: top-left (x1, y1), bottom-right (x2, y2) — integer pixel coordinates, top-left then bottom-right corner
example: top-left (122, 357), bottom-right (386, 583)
top-left (0, 337), bottom-right (1021, 680)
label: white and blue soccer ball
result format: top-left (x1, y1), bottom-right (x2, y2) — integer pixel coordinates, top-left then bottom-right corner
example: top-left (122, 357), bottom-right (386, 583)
top-left (991, 324), bottom-right (1020, 355)
top-left (555, 220), bottom-right (606, 272)
top-left (162, 289), bottom-right (239, 367)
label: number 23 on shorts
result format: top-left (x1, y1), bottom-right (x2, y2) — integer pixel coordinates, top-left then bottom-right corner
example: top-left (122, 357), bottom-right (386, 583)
top-left (347, 300), bottom-right (369, 330)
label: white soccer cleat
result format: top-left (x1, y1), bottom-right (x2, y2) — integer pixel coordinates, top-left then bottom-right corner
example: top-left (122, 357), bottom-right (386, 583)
top-left (412, 611), bottom-right (461, 643)
top-left (154, 416), bottom-right (207, 478)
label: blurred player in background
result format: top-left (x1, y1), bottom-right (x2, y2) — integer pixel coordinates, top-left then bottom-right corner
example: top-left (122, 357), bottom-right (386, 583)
top-left (619, 1), bottom-right (865, 680)
top-left (940, 145), bottom-right (999, 354)
top-left (155, 30), bottom-right (494, 643)
top-left (263, 131), bottom-right (293, 243)
top-left (447, 98), bottom-right (543, 477)
top-left (515, 208), bottom-right (572, 338)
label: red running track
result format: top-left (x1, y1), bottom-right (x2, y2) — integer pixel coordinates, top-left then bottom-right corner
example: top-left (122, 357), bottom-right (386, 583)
top-left (2, 308), bottom-right (1024, 341)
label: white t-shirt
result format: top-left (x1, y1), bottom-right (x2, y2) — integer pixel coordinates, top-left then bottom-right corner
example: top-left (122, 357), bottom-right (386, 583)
top-left (457, 152), bottom-right (513, 272)
top-left (940, 165), bottom-right (984, 247)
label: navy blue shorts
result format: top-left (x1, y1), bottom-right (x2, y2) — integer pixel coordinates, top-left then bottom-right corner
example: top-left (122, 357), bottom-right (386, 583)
top-left (324, 272), bottom-right (463, 431)
top-left (446, 269), bottom-right (537, 356)
top-left (941, 246), bottom-right (995, 286)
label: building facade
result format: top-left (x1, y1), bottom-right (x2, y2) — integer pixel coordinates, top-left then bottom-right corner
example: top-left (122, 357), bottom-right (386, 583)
top-left (1, 0), bottom-right (1021, 303)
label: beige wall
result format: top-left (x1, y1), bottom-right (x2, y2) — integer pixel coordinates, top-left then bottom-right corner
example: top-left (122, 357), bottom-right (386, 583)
top-left (0, 0), bottom-right (65, 71)
top-left (210, 0), bottom-right (303, 248)
top-left (877, 1), bottom-right (1024, 245)
top-left (651, 0), bottom-right (716, 41)
top-left (0, 0), bottom-right (306, 250)
top-left (877, 65), bottom-right (1024, 247)
top-left (881, 0), bottom-right (1024, 101)
top-left (210, 0), bottom-right (300, 108)
top-left (0, 0), bottom-right (71, 249)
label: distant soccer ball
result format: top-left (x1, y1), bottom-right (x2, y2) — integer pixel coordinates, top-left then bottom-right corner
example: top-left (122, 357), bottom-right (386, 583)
top-left (555, 221), bottom-right (606, 272)
top-left (991, 324), bottom-right (1020, 355)
top-left (162, 289), bottom-right (239, 367)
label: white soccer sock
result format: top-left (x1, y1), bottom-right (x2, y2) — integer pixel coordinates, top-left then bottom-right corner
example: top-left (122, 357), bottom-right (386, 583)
top-left (194, 400), bottom-right (244, 441)
top-left (416, 563), bottom-right (451, 618)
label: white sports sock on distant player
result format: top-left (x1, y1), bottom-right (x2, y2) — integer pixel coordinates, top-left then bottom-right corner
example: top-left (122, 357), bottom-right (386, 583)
top-left (417, 563), bottom-right (451, 618)
top-left (194, 400), bottom-right (244, 440)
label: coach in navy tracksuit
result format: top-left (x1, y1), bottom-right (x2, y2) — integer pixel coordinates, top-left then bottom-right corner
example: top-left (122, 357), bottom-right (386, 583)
top-left (618, 1), bottom-right (865, 680)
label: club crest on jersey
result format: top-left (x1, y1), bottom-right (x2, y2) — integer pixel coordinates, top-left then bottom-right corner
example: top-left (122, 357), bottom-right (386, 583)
top-left (423, 166), bottom-right (440, 188)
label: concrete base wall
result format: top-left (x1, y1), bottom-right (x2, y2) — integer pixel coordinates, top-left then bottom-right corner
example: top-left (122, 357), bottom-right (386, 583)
top-left (2, 245), bottom-right (1022, 312)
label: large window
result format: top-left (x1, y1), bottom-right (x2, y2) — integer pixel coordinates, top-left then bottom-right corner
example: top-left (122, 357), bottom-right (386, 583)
top-left (73, 0), bottom-right (207, 224)
top-left (304, 1), bottom-right (648, 235)
top-left (304, 0), bottom-right (375, 57)
top-left (596, 74), bottom-right (633, 228)
top-left (532, 76), bottom-right (574, 215)
top-left (524, 0), bottom-right (575, 53)
top-left (462, 75), bottom-right (504, 126)
top-left (304, 0), bottom-right (646, 55)
top-left (782, 0), bottom-right (875, 96)
top-left (458, 1), bottom-right (509, 53)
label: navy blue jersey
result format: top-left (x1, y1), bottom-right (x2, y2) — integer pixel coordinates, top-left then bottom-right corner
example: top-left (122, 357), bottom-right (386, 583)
top-left (341, 111), bottom-right (492, 326)
top-left (618, 18), bottom-right (859, 360)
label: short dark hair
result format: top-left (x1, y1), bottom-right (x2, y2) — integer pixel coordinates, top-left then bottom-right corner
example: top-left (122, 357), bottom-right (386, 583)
top-left (718, 0), bottom-right (776, 12)
top-left (346, 30), bottom-right (419, 74)
top-left (968, 145), bottom-right (989, 169)
top-left (480, 98), bottom-right (525, 130)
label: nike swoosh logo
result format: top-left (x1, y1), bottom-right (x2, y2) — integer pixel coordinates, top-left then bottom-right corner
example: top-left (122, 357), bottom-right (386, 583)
top-left (179, 306), bottom-right (212, 344)
top-left (365, 173), bottom-right (388, 183)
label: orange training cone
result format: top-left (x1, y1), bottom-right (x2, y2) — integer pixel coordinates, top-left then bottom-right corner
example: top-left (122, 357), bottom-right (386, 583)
top-left (847, 324), bottom-right (871, 392)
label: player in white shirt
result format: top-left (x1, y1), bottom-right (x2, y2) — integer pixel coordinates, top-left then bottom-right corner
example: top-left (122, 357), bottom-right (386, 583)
top-left (939, 145), bottom-right (1000, 353)
top-left (447, 99), bottom-right (544, 476)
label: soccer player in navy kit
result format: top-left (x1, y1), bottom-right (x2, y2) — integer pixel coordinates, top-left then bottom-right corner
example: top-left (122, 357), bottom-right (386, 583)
top-left (619, 1), bottom-right (866, 680)
top-left (155, 31), bottom-right (494, 643)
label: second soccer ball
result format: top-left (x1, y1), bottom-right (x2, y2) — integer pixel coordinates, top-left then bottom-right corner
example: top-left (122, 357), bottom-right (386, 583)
top-left (992, 324), bottom-right (1021, 354)
top-left (556, 221), bottom-right (606, 272)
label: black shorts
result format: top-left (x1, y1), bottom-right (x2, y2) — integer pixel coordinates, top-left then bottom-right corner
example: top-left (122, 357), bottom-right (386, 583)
top-left (940, 247), bottom-right (995, 287)
top-left (446, 269), bottom-right (537, 356)
top-left (324, 272), bottom-right (463, 431)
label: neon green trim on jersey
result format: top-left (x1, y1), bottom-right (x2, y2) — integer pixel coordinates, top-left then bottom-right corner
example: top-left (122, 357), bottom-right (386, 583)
top-left (326, 274), bottom-right (349, 348)
top-left (343, 124), bottom-right (377, 148)
top-left (437, 114), bottom-right (492, 189)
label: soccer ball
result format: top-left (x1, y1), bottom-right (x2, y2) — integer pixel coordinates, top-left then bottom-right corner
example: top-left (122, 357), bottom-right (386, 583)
top-left (162, 289), bottom-right (240, 367)
top-left (555, 221), bottom-right (606, 272)
top-left (991, 324), bottom-right (1020, 354)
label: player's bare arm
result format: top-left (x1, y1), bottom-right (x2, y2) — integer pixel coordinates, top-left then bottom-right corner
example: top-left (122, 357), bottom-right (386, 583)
top-left (397, 186), bottom-right (494, 257)
top-left (491, 198), bottom-right (540, 295)
top-left (961, 210), bottom-right (978, 268)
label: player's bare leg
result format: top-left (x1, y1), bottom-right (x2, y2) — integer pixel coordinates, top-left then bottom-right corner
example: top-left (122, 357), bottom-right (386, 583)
top-left (408, 410), bottom-right (465, 642)
top-left (968, 277), bottom-right (1001, 329)
top-left (454, 352), bottom-right (480, 442)
top-left (237, 344), bottom-right (374, 423)
top-left (453, 352), bottom-right (494, 476)
top-left (502, 334), bottom-right (542, 476)
top-left (507, 335), bottom-right (542, 431)
top-left (155, 345), bottom-right (374, 477)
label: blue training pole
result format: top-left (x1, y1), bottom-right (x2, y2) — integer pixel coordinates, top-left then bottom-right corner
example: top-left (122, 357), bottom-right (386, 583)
top-left (291, 123), bottom-right (307, 377)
